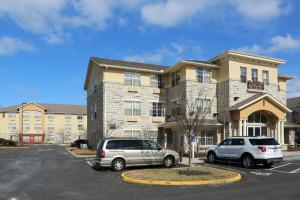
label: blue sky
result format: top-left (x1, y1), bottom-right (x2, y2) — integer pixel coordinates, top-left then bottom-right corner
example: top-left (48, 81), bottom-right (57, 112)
top-left (0, 0), bottom-right (300, 107)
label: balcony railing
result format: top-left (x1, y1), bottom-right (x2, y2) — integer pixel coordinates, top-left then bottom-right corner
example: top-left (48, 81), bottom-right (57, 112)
top-left (247, 81), bottom-right (265, 91)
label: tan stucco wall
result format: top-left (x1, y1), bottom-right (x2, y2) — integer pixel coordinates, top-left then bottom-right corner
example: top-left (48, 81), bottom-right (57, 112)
top-left (278, 77), bottom-right (287, 91)
top-left (231, 98), bottom-right (286, 120)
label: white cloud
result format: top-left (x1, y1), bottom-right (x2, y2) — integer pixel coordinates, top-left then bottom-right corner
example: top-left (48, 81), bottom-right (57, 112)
top-left (141, 0), bottom-right (205, 27)
top-left (0, 36), bottom-right (35, 55)
top-left (123, 41), bottom-right (202, 64)
top-left (235, 34), bottom-right (300, 55)
top-left (287, 77), bottom-right (300, 98)
top-left (235, 0), bottom-right (292, 21)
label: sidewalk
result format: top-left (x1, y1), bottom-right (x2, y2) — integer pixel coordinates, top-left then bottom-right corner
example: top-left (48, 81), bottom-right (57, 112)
top-left (180, 157), bottom-right (205, 166)
top-left (283, 151), bottom-right (300, 157)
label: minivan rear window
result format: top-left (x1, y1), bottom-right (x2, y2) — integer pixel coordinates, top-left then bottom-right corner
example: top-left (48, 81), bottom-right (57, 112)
top-left (106, 140), bottom-right (123, 149)
top-left (123, 140), bottom-right (142, 150)
top-left (249, 139), bottom-right (279, 146)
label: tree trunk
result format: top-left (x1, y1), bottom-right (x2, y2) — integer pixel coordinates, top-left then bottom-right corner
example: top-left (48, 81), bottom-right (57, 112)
top-left (188, 133), bottom-right (192, 172)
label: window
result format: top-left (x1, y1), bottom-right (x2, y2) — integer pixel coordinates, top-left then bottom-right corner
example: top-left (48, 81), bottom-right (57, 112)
top-left (197, 67), bottom-right (211, 83)
top-left (231, 139), bottom-right (245, 146)
top-left (199, 131), bottom-right (213, 146)
top-left (23, 112), bottom-right (30, 119)
top-left (34, 112), bottom-right (42, 119)
top-left (8, 113), bottom-right (17, 119)
top-left (34, 125), bottom-right (42, 130)
top-left (48, 124), bottom-right (55, 131)
top-left (240, 67), bottom-right (247, 83)
top-left (251, 69), bottom-right (258, 81)
top-left (219, 139), bottom-right (232, 146)
top-left (124, 72), bottom-right (140, 86)
top-left (124, 101), bottom-right (141, 116)
top-left (150, 75), bottom-right (164, 88)
top-left (171, 100), bottom-right (180, 115)
top-left (23, 124), bottom-right (30, 131)
top-left (151, 102), bottom-right (165, 117)
top-left (23, 136), bottom-right (30, 142)
top-left (123, 140), bottom-right (142, 150)
top-left (123, 130), bottom-right (142, 138)
top-left (106, 140), bottom-right (123, 149)
top-left (34, 136), bottom-right (43, 142)
top-left (171, 71), bottom-right (180, 87)
top-left (65, 124), bottom-right (72, 131)
top-left (47, 114), bottom-right (55, 119)
top-left (248, 111), bottom-right (267, 123)
top-left (142, 140), bottom-right (161, 150)
top-left (78, 124), bottom-right (84, 131)
top-left (77, 115), bottom-right (83, 120)
top-left (65, 114), bottom-right (72, 120)
top-left (249, 139), bottom-right (279, 146)
top-left (262, 70), bottom-right (269, 85)
top-left (147, 131), bottom-right (158, 142)
top-left (8, 123), bottom-right (16, 131)
top-left (196, 98), bottom-right (212, 114)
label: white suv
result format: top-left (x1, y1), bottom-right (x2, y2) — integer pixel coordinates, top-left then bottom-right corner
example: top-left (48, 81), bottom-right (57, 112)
top-left (207, 137), bottom-right (283, 168)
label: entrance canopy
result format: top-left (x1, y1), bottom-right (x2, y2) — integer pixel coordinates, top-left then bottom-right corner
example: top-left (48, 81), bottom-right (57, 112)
top-left (230, 94), bottom-right (291, 121)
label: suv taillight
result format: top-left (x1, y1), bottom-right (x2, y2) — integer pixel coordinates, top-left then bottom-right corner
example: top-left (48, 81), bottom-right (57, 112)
top-left (100, 150), bottom-right (105, 158)
top-left (258, 146), bottom-right (267, 152)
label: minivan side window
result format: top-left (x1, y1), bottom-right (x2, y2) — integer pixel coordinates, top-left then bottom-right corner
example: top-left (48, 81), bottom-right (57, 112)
top-left (143, 140), bottom-right (161, 150)
top-left (231, 139), bottom-right (245, 146)
top-left (106, 140), bottom-right (123, 149)
top-left (123, 140), bottom-right (143, 150)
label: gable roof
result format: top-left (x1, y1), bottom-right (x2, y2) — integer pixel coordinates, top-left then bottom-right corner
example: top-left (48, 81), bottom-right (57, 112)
top-left (230, 93), bottom-right (291, 112)
top-left (0, 103), bottom-right (86, 115)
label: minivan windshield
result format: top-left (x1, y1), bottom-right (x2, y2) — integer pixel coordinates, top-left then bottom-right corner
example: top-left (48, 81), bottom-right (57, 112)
top-left (249, 138), bottom-right (279, 146)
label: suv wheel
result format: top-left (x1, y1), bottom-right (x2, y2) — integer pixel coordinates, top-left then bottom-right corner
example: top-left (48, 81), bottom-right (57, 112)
top-left (112, 158), bottom-right (125, 171)
top-left (164, 156), bottom-right (175, 168)
top-left (207, 152), bottom-right (216, 163)
top-left (242, 155), bottom-right (254, 169)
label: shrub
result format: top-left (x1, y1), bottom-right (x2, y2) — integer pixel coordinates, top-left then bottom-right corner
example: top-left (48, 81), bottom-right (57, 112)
top-left (0, 138), bottom-right (18, 146)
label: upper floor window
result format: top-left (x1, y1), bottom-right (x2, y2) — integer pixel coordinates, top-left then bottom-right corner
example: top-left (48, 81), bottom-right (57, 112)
top-left (34, 111), bottom-right (42, 119)
top-left (197, 67), bottom-right (211, 83)
top-left (124, 101), bottom-right (141, 116)
top-left (262, 70), bottom-right (269, 85)
top-left (172, 71), bottom-right (180, 87)
top-left (171, 100), bottom-right (180, 115)
top-left (196, 98), bottom-right (212, 114)
top-left (77, 115), bottom-right (83, 120)
top-left (124, 72), bottom-right (140, 86)
top-left (65, 114), bottom-right (72, 120)
top-left (150, 75), bottom-right (164, 88)
top-left (240, 67), bottom-right (247, 83)
top-left (47, 114), bottom-right (55, 119)
top-left (251, 69), bottom-right (258, 81)
top-left (150, 102), bottom-right (165, 117)
top-left (78, 124), bottom-right (84, 131)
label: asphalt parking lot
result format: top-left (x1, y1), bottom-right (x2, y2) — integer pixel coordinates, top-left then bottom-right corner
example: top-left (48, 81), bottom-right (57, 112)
top-left (1, 145), bottom-right (300, 200)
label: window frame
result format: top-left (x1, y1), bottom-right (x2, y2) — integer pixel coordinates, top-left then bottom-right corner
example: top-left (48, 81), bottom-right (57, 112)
top-left (240, 67), bottom-right (247, 83)
top-left (196, 98), bottom-right (212, 114)
top-left (262, 70), bottom-right (269, 85)
top-left (197, 67), bottom-right (211, 83)
top-left (171, 71), bottom-right (180, 87)
top-left (151, 102), bottom-right (165, 117)
top-left (251, 68), bottom-right (258, 81)
top-left (150, 74), bottom-right (164, 89)
top-left (124, 72), bottom-right (141, 86)
top-left (124, 101), bottom-right (141, 116)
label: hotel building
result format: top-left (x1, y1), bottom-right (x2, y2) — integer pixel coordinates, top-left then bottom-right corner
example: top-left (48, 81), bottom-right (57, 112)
top-left (84, 50), bottom-right (294, 150)
top-left (0, 102), bottom-right (87, 144)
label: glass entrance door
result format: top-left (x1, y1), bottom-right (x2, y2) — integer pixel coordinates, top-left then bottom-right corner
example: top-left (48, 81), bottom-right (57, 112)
top-left (248, 127), bottom-right (261, 136)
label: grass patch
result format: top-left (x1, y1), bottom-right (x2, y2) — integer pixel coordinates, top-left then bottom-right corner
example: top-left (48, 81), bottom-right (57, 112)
top-left (68, 148), bottom-right (96, 155)
top-left (124, 165), bottom-right (238, 182)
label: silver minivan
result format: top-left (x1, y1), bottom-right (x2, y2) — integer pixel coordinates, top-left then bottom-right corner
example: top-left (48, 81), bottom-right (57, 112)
top-left (95, 138), bottom-right (179, 171)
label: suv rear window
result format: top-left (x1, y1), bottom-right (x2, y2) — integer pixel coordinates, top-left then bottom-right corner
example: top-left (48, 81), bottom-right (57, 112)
top-left (249, 138), bottom-right (279, 146)
top-left (106, 140), bottom-right (123, 149)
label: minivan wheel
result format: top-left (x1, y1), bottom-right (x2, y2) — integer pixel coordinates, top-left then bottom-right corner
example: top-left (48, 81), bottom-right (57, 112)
top-left (164, 156), bottom-right (175, 168)
top-left (207, 152), bottom-right (216, 163)
top-left (242, 155), bottom-right (254, 169)
top-left (112, 158), bottom-right (125, 171)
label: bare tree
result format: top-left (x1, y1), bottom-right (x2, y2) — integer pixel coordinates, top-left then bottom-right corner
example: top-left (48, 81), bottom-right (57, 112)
top-left (170, 88), bottom-right (213, 172)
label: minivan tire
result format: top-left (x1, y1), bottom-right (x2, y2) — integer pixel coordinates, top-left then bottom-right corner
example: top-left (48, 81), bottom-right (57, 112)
top-left (242, 154), bottom-right (254, 169)
top-left (112, 158), bottom-right (125, 171)
top-left (164, 156), bottom-right (175, 168)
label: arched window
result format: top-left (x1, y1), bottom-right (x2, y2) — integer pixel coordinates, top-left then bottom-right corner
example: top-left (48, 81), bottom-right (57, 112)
top-left (248, 111), bottom-right (267, 123)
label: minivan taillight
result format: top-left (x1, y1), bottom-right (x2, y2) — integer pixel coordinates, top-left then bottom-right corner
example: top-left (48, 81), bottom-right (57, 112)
top-left (258, 146), bottom-right (267, 152)
top-left (100, 150), bottom-right (105, 158)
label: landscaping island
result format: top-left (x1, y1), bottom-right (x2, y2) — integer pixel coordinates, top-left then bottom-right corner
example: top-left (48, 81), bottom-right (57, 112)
top-left (122, 165), bottom-right (241, 186)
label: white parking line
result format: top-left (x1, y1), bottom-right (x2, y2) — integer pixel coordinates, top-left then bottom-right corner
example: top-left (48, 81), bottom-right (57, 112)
top-left (86, 161), bottom-right (95, 167)
top-left (290, 168), bottom-right (300, 174)
top-left (269, 163), bottom-right (291, 170)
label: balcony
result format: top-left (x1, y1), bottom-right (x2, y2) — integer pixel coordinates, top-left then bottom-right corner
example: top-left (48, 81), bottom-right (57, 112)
top-left (247, 81), bottom-right (264, 92)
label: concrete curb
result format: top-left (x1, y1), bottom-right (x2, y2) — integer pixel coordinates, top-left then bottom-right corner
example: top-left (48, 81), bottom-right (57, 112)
top-left (121, 170), bottom-right (241, 186)
top-left (66, 148), bottom-right (96, 158)
top-left (0, 146), bottom-right (29, 149)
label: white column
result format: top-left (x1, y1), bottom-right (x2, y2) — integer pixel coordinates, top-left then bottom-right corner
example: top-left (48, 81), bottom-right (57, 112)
top-left (228, 122), bottom-right (232, 138)
top-left (276, 121), bottom-right (280, 143)
top-left (281, 121), bottom-right (285, 145)
top-left (238, 120), bottom-right (243, 136)
top-left (243, 120), bottom-right (247, 136)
